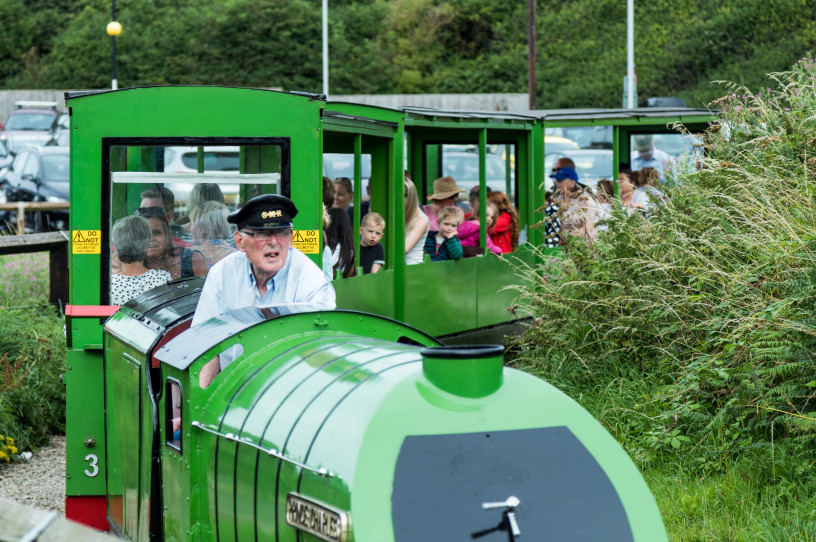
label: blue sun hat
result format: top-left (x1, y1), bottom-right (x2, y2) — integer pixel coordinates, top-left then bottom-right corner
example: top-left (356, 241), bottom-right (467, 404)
top-left (549, 166), bottom-right (579, 181)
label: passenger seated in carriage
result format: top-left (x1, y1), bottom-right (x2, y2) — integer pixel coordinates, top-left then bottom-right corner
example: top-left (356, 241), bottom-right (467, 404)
top-left (140, 186), bottom-right (190, 247)
top-left (359, 212), bottom-right (385, 274)
top-left (180, 201), bottom-right (236, 277)
top-left (110, 215), bottom-right (172, 305)
top-left (135, 206), bottom-right (185, 279)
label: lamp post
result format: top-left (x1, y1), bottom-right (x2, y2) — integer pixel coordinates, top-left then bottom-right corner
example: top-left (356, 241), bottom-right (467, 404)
top-left (322, 0), bottom-right (328, 97)
top-left (106, 2), bottom-right (122, 90)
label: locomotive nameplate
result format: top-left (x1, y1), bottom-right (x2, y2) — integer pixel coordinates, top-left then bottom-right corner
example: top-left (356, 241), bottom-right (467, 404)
top-left (286, 493), bottom-right (349, 542)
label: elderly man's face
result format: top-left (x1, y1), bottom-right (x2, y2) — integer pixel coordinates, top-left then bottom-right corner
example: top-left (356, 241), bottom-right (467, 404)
top-left (637, 147), bottom-right (654, 161)
top-left (235, 228), bottom-right (293, 279)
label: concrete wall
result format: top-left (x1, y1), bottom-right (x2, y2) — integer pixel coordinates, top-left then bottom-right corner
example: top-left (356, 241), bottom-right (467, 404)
top-left (0, 90), bottom-right (529, 122)
top-left (330, 93), bottom-right (529, 111)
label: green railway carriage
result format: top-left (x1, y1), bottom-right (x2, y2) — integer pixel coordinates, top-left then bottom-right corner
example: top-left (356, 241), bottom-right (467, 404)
top-left (61, 86), bottom-right (709, 539)
top-left (326, 103), bottom-right (537, 344)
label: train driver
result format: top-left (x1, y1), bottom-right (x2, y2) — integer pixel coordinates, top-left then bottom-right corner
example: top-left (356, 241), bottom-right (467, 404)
top-left (192, 194), bottom-right (336, 387)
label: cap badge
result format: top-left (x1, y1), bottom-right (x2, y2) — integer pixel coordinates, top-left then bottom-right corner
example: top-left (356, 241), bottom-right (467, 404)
top-left (262, 210), bottom-right (283, 219)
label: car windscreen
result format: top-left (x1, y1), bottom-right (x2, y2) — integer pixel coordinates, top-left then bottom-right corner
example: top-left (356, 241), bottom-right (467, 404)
top-left (179, 149), bottom-right (240, 172)
top-left (5, 112), bottom-right (55, 131)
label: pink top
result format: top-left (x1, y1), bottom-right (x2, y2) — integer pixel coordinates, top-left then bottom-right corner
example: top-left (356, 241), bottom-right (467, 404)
top-left (457, 220), bottom-right (502, 255)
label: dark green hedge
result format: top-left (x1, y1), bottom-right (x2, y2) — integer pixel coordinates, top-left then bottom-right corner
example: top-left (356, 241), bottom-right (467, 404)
top-left (3, 0), bottom-right (816, 108)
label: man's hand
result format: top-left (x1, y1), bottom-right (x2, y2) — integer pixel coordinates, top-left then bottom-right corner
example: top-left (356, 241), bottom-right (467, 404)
top-left (199, 355), bottom-right (221, 389)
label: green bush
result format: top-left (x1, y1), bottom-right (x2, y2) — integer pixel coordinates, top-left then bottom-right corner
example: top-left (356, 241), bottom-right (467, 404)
top-left (0, 253), bottom-right (66, 456)
top-left (513, 59), bottom-right (816, 471)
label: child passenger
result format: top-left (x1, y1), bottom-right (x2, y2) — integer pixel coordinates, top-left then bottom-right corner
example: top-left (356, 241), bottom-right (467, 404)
top-left (359, 212), bottom-right (385, 274)
top-left (424, 206), bottom-right (463, 262)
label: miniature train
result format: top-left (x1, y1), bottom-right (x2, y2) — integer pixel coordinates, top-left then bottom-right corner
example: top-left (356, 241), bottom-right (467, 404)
top-left (62, 86), bottom-right (709, 537)
top-left (98, 278), bottom-right (666, 541)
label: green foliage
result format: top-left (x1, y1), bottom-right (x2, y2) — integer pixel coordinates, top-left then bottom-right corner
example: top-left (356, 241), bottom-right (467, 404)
top-left (0, 253), bottom-right (66, 457)
top-left (513, 59), bottom-right (816, 489)
top-left (4, 0), bottom-right (816, 108)
top-left (648, 448), bottom-right (816, 541)
top-left (511, 61), bottom-right (816, 536)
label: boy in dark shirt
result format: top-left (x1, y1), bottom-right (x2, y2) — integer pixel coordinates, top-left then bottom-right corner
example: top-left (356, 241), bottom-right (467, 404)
top-left (359, 212), bottom-right (385, 274)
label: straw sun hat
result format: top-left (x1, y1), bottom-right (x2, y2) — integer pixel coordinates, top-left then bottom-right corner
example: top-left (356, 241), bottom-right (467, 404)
top-left (427, 176), bottom-right (465, 201)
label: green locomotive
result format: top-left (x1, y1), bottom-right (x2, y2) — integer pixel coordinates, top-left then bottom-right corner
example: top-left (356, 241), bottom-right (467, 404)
top-left (63, 85), bottom-right (712, 536)
top-left (101, 280), bottom-right (666, 541)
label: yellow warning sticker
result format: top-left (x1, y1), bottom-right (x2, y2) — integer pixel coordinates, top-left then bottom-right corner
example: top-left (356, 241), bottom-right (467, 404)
top-left (72, 230), bottom-right (102, 254)
top-left (292, 230), bottom-right (320, 254)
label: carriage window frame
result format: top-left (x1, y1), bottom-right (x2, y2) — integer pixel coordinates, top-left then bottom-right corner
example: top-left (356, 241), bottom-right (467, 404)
top-left (421, 141), bottom-right (519, 211)
top-left (101, 136), bottom-right (291, 305)
top-left (165, 377), bottom-right (183, 453)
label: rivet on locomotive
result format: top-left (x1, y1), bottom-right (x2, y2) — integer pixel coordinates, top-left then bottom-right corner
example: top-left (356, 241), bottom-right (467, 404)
top-left (101, 277), bottom-right (667, 541)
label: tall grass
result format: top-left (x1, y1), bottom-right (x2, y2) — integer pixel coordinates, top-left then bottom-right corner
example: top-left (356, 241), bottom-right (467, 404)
top-left (511, 60), bottom-right (816, 538)
top-left (0, 252), bottom-right (65, 456)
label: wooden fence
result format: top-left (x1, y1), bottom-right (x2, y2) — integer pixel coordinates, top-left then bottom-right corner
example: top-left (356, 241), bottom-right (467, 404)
top-left (0, 201), bottom-right (70, 234)
top-left (0, 231), bottom-right (69, 307)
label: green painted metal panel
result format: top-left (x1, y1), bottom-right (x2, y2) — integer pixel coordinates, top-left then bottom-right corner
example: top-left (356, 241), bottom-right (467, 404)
top-left (65, 349), bottom-right (107, 496)
top-left (159, 366), bottom-right (194, 542)
top-left (352, 367), bottom-right (667, 542)
top-left (476, 252), bottom-right (534, 328)
top-left (170, 312), bottom-right (438, 540)
top-left (104, 334), bottom-right (158, 541)
top-left (403, 258), bottom-right (479, 336)
top-left (334, 270), bottom-right (396, 319)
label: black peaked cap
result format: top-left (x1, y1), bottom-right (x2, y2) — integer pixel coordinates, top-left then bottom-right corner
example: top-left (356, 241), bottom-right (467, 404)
top-left (227, 194), bottom-right (298, 229)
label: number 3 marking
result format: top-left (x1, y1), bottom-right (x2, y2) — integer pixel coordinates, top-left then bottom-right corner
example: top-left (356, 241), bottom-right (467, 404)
top-left (84, 453), bottom-right (99, 477)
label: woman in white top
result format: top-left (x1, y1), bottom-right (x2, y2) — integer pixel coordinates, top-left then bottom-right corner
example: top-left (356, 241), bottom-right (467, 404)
top-left (110, 215), bottom-right (172, 305)
top-left (404, 176), bottom-right (429, 265)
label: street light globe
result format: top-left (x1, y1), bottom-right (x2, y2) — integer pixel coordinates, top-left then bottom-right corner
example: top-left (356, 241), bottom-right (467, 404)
top-left (106, 21), bottom-right (122, 37)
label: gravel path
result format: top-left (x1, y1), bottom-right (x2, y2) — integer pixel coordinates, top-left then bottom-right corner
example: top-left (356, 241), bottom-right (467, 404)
top-left (0, 435), bottom-right (65, 516)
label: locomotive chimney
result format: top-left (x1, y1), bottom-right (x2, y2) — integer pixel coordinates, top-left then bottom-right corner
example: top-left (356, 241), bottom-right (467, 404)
top-left (419, 345), bottom-right (505, 398)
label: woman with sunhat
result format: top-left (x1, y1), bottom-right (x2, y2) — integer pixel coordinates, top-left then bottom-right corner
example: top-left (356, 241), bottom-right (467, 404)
top-left (422, 176), bottom-right (465, 231)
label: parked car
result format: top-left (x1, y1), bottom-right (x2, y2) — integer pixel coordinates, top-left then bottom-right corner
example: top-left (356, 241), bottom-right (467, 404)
top-left (44, 112), bottom-right (70, 146)
top-left (1, 101), bottom-right (61, 152)
top-left (0, 138), bottom-right (13, 172)
top-left (163, 145), bottom-right (240, 174)
top-left (441, 147), bottom-right (513, 200)
top-left (322, 147), bottom-right (514, 209)
top-left (0, 146), bottom-right (69, 232)
top-left (162, 145), bottom-right (242, 206)
top-left (544, 135), bottom-right (580, 153)
top-left (544, 149), bottom-right (614, 192)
